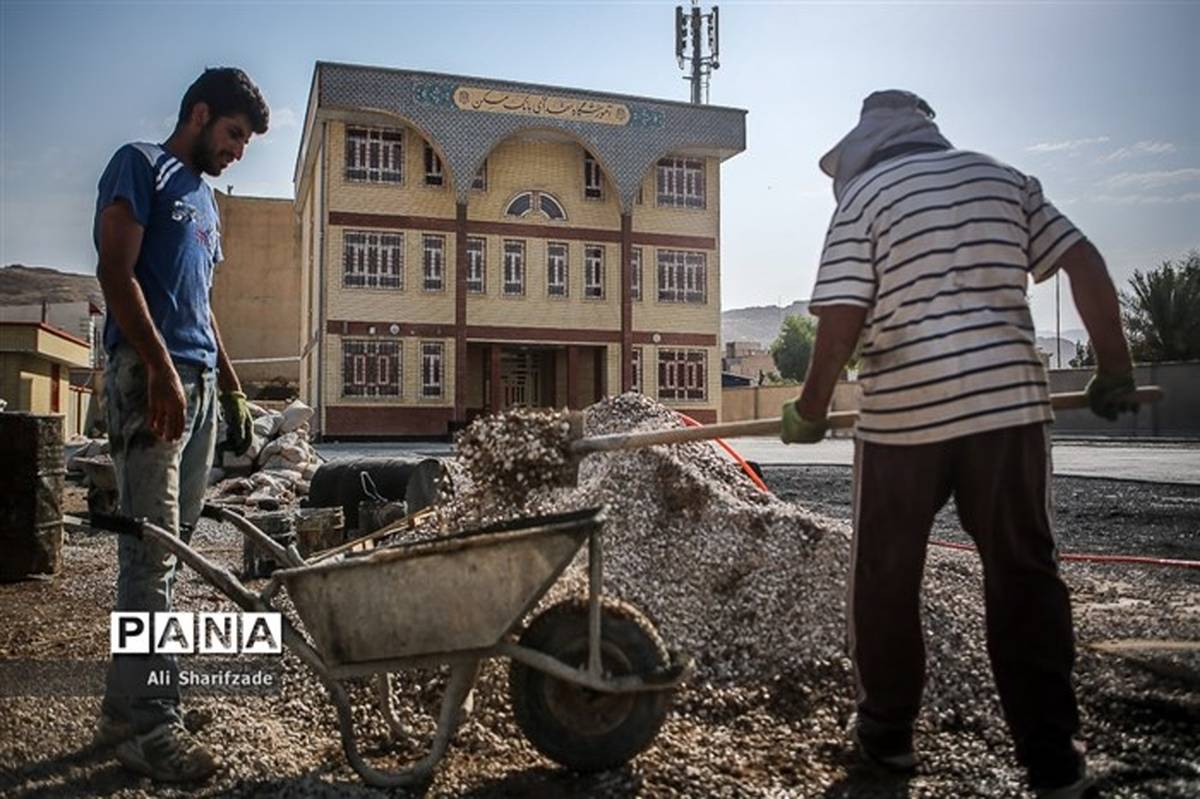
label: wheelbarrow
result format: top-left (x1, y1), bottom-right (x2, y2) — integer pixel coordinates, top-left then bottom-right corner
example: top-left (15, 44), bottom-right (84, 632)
top-left (84, 504), bottom-right (690, 787)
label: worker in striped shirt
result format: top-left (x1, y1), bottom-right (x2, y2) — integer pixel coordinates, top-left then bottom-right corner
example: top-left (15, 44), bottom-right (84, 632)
top-left (782, 90), bottom-right (1137, 799)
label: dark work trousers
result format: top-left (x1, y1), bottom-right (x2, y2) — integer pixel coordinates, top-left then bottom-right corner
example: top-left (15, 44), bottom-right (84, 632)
top-left (849, 422), bottom-right (1083, 788)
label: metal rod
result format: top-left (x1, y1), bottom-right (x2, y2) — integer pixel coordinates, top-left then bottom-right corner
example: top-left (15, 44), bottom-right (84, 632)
top-left (587, 528), bottom-right (603, 678)
top-left (497, 641), bottom-right (687, 693)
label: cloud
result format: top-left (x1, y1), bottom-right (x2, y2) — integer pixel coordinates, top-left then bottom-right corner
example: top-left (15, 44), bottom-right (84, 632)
top-left (1090, 192), bottom-right (1200, 205)
top-left (1025, 136), bottom-right (1110, 153)
top-left (271, 107), bottom-right (298, 129)
top-left (1100, 140), bottom-right (1177, 162)
top-left (1100, 168), bottom-right (1200, 190)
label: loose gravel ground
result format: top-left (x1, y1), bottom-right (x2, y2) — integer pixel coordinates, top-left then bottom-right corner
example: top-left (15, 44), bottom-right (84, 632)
top-left (1, 399), bottom-right (1197, 799)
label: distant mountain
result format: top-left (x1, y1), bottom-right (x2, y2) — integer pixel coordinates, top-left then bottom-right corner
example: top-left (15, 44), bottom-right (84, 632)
top-left (0, 264), bottom-right (103, 307)
top-left (1036, 334), bottom-right (1085, 368)
top-left (722, 301), bottom-right (810, 349)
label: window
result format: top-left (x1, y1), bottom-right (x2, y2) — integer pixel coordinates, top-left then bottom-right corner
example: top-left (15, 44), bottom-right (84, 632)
top-left (630, 247), bottom-right (643, 301)
top-left (422, 235), bottom-right (445, 291)
top-left (503, 240), bottom-right (526, 295)
top-left (466, 237), bottom-right (486, 294)
top-left (505, 192), bottom-right (533, 217)
top-left (584, 245), bottom-right (605, 299)
top-left (547, 242), bottom-right (569, 297)
top-left (505, 191), bottom-right (566, 221)
top-left (631, 346), bottom-right (643, 393)
top-left (424, 143), bottom-right (443, 186)
top-left (636, 185), bottom-right (644, 205)
top-left (658, 349), bottom-right (707, 401)
top-left (656, 157), bottom-right (705, 208)
top-left (584, 151), bottom-right (603, 200)
top-left (346, 127), bottom-right (403, 183)
top-left (342, 339), bottom-right (401, 397)
top-left (472, 160), bottom-right (487, 191)
top-left (539, 193), bottom-right (566, 220)
top-left (343, 231), bottom-right (403, 289)
top-left (421, 341), bottom-right (445, 399)
top-left (657, 249), bottom-right (707, 303)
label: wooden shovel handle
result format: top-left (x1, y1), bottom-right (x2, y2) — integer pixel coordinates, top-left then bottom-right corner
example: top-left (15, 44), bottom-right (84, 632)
top-left (569, 386), bottom-right (1164, 455)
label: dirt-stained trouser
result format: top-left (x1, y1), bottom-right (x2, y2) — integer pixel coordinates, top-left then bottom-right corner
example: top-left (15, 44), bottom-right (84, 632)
top-left (101, 345), bottom-right (217, 733)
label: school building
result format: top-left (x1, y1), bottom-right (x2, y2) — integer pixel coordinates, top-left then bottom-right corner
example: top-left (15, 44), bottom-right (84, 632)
top-left (294, 62), bottom-right (746, 437)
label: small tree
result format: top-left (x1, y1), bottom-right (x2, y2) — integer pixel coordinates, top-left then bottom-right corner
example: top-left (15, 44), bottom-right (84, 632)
top-left (1121, 251), bottom-right (1200, 362)
top-left (770, 314), bottom-right (817, 381)
top-left (1069, 340), bottom-right (1096, 368)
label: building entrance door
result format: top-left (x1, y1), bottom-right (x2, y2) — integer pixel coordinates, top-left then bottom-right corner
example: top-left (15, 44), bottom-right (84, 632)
top-left (500, 350), bottom-right (541, 408)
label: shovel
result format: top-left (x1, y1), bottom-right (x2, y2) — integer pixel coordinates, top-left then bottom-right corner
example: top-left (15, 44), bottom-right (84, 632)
top-left (565, 386), bottom-right (1164, 468)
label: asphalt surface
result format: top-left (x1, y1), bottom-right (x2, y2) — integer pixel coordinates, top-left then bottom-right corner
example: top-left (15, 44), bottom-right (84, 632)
top-left (316, 437), bottom-right (1200, 485)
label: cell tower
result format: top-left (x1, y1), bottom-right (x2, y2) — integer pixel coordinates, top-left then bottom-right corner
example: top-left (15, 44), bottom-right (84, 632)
top-left (675, 1), bottom-right (719, 104)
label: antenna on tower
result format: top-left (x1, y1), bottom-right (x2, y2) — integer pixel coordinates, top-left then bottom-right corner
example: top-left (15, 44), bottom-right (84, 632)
top-left (675, 1), bottom-right (720, 104)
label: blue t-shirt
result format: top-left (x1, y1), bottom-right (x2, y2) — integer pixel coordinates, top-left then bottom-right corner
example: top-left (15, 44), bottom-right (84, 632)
top-left (94, 142), bottom-right (223, 368)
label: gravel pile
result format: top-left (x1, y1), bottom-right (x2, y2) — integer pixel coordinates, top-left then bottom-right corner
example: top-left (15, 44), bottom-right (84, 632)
top-left (1, 394), bottom-right (1196, 797)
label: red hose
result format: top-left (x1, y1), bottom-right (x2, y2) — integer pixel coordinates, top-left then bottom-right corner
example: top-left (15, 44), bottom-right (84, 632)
top-left (675, 412), bottom-right (771, 494)
top-left (929, 539), bottom-right (1200, 569)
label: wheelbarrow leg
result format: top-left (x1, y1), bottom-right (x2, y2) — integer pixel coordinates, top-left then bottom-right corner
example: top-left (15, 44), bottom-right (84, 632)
top-left (324, 656), bottom-right (480, 788)
top-left (375, 673), bottom-right (410, 742)
top-left (426, 659), bottom-right (481, 761)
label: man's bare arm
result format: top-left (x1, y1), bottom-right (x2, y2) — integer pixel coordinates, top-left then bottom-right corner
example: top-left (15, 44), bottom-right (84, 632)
top-left (797, 305), bottom-right (869, 418)
top-left (1056, 240), bottom-right (1133, 375)
top-left (209, 312), bottom-right (242, 395)
top-left (97, 200), bottom-right (185, 440)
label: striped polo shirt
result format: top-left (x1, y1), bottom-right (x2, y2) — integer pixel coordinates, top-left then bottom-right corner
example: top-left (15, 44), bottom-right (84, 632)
top-left (809, 148), bottom-right (1083, 445)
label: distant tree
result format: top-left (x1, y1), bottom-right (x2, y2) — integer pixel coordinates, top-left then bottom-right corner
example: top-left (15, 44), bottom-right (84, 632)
top-left (770, 314), bottom-right (817, 381)
top-left (1121, 251), bottom-right (1200, 362)
top-left (1069, 340), bottom-right (1096, 368)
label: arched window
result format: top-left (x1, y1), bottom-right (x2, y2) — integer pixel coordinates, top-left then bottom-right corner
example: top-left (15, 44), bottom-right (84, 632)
top-left (539, 193), bottom-right (566, 220)
top-left (505, 192), bottom-right (534, 217)
top-left (505, 191), bottom-right (567, 221)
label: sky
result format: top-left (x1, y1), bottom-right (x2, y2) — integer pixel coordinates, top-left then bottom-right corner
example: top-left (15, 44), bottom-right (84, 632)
top-left (2, 0), bottom-right (1197, 339)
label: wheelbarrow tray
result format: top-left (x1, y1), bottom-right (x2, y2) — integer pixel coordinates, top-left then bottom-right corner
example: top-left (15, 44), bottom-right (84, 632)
top-left (274, 507), bottom-right (605, 669)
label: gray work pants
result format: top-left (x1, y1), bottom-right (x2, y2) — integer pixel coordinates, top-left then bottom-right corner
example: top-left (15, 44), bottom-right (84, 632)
top-left (101, 346), bottom-right (217, 733)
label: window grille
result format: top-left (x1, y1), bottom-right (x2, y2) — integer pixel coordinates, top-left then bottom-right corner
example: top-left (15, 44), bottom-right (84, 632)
top-left (547, 242), bottom-right (569, 297)
top-left (421, 341), bottom-right (445, 398)
top-left (584, 245), bottom-right (604, 299)
top-left (656, 249), bottom-right (707, 303)
top-left (656, 157), bottom-right (705, 208)
top-left (343, 231), bottom-right (403, 289)
top-left (466, 237), bottom-right (486, 293)
top-left (342, 338), bottom-right (401, 397)
top-left (657, 349), bottom-right (707, 401)
top-left (503, 240), bottom-right (526, 296)
top-left (423, 235), bottom-right (445, 291)
top-left (345, 127), bottom-right (403, 183)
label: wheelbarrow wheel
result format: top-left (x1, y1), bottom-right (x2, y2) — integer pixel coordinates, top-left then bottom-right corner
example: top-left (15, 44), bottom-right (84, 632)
top-left (509, 596), bottom-right (671, 772)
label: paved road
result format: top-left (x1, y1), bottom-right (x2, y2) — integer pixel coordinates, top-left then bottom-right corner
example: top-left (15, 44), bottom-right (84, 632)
top-left (711, 436), bottom-right (1200, 484)
top-left (316, 437), bottom-right (1199, 484)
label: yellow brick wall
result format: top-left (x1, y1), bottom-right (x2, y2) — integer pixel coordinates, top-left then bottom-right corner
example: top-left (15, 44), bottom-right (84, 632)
top-left (322, 334), bottom-right (455, 409)
top-left (323, 226), bottom-right (458, 324)
top-left (466, 138), bottom-right (622, 229)
top-left (630, 156), bottom-right (719, 238)
top-left (464, 237), bottom-right (621, 332)
top-left (626, 345), bottom-right (721, 415)
top-left (325, 123), bottom-right (457, 219)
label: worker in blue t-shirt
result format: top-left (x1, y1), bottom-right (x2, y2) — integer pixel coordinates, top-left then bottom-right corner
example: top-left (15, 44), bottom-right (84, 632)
top-left (92, 67), bottom-right (268, 783)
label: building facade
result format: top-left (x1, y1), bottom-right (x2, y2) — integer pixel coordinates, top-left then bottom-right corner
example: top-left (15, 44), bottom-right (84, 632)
top-left (211, 191), bottom-right (302, 391)
top-left (0, 322), bottom-right (93, 436)
top-left (295, 63), bottom-right (746, 437)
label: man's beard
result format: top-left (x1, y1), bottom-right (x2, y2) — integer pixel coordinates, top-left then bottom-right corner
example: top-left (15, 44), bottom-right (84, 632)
top-left (192, 123), bottom-right (223, 176)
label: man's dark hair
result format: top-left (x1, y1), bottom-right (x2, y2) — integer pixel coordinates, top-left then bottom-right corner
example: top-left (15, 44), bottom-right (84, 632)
top-left (177, 67), bottom-right (269, 134)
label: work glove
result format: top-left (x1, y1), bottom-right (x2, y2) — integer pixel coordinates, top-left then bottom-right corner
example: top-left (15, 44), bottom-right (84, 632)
top-left (220, 390), bottom-right (254, 455)
top-left (1084, 369), bottom-right (1137, 419)
top-left (1084, 371), bottom-right (1138, 421)
top-left (780, 399), bottom-right (829, 444)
